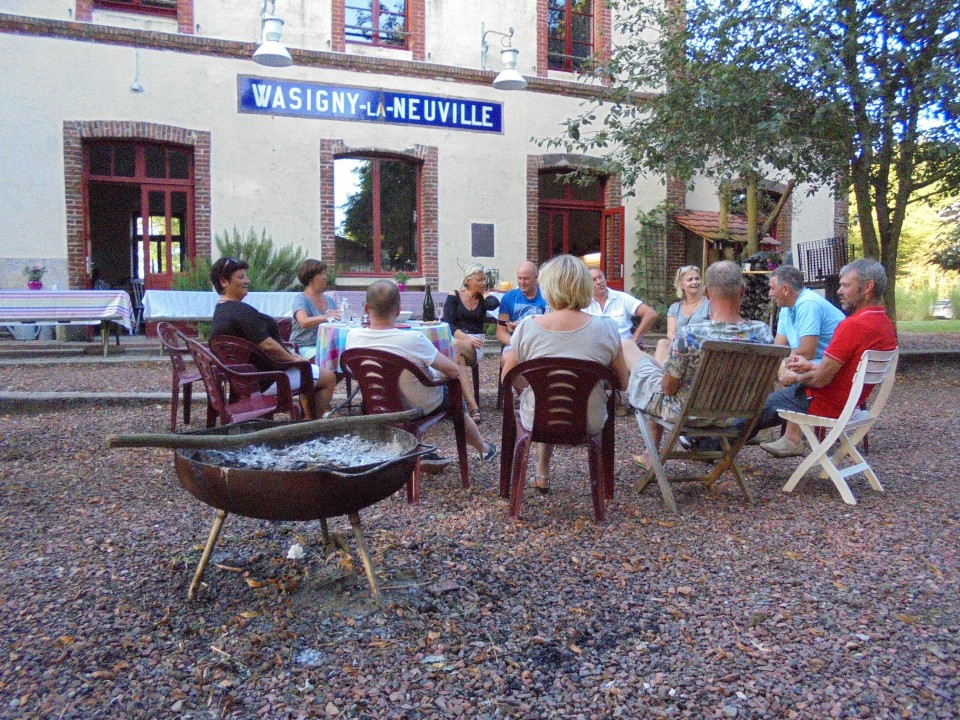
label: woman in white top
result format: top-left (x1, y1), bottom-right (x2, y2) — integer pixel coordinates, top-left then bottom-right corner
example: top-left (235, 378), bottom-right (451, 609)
top-left (501, 255), bottom-right (629, 494)
top-left (655, 264), bottom-right (711, 364)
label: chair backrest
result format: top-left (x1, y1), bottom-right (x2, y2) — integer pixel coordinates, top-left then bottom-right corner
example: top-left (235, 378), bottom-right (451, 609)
top-left (340, 347), bottom-right (442, 416)
top-left (836, 347), bottom-right (899, 425)
top-left (680, 340), bottom-right (790, 424)
top-left (185, 338), bottom-right (228, 418)
top-left (502, 358), bottom-right (618, 445)
top-left (209, 334), bottom-right (267, 367)
top-left (157, 321), bottom-right (192, 376)
top-left (276, 317), bottom-right (293, 342)
top-left (129, 278), bottom-right (145, 307)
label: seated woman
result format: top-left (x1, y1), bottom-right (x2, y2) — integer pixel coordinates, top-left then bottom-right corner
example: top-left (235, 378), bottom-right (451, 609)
top-left (442, 263), bottom-right (499, 421)
top-left (655, 264), bottom-right (710, 364)
top-left (290, 259), bottom-right (341, 360)
top-left (501, 254), bottom-right (629, 494)
top-left (209, 256), bottom-right (336, 416)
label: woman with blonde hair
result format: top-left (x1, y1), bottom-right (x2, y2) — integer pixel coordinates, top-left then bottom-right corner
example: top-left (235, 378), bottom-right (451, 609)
top-left (655, 264), bottom-right (710, 364)
top-left (501, 255), bottom-right (629, 493)
top-left (442, 263), bottom-right (500, 419)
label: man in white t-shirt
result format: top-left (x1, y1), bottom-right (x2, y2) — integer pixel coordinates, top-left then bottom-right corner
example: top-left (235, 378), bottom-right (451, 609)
top-left (586, 268), bottom-right (658, 345)
top-left (345, 280), bottom-right (497, 465)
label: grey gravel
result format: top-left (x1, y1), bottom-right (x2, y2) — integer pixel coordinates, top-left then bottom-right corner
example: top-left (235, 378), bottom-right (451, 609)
top-left (0, 333), bottom-right (957, 719)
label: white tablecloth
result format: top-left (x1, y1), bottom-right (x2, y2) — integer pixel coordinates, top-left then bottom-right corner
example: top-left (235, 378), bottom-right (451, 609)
top-left (144, 291), bottom-right (301, 321)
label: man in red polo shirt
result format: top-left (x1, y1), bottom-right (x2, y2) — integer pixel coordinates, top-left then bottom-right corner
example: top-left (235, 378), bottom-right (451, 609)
top-left (752, 258), bottom-right (898, 457)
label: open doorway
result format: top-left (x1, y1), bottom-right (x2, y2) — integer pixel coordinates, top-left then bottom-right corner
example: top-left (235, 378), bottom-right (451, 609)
top-left (84, 141), bottom-right (195, 291)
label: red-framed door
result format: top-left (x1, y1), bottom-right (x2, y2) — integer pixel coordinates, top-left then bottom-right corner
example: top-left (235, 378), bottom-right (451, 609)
top-left (602, 206), bottom-right (625, 290)
top-left (136, 185), bottom-right (192, 290)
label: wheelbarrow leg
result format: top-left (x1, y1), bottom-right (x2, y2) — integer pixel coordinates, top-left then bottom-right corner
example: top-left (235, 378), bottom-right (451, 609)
top-left (189, 509), bottom-right (227, 601)
top-left (348, 513), bottom-right (382, 609)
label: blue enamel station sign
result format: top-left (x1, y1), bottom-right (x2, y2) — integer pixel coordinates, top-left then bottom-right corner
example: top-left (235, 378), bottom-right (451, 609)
top-left (238, 77), bottom-right (503, 134)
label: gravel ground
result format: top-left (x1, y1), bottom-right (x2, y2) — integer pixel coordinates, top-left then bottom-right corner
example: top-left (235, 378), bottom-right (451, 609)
top-left (0, 336), bottom-right (958, 719)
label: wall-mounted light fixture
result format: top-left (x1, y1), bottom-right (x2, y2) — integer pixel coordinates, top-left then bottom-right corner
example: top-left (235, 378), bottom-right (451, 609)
top-left (253, 0), bottom-right (293, 67)
top-left (481, 24), bottom-right (527, 91)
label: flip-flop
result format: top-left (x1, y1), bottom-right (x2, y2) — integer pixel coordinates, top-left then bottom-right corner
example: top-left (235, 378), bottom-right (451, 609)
top-left (469, 408), bottom-right (482, 422)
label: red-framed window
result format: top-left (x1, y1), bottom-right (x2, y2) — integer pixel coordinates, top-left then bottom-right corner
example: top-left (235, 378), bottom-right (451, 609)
top-left (547, 0), bottom-right (594, 71)
top-left (334, 155), bottom-right (421, 276)
top-left (94, 0), bottom-right (178, 17)
top-left (344, 1), bottom-right (409, 48)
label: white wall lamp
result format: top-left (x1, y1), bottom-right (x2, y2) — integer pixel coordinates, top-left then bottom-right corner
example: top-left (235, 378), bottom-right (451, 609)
top-left (481, 24), bottom-right (527, 91)
top-left (253, 0), bottom-right (293, 67)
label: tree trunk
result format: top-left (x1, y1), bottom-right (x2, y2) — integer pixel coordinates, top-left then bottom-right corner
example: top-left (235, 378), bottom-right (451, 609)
top-left (745, 174), bottom-right (759, 255)
top-left (759, 180), bottom-right (795, 237)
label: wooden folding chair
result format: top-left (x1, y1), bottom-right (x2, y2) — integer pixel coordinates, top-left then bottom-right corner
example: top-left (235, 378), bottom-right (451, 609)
top-left (778, 348), bottom-right (898, 505)
top-left (635, 340), bottom-right (790, 511)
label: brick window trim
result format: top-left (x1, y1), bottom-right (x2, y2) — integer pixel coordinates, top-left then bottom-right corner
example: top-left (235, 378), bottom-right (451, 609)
top-left (76, 0), bottom-right (194, 35)
top-left (320, 139), bottom-right (438, 287)
top-left (536, 0), bottom-right (611, 79)
top-left (63, 121), bottom-right (210, 290)
top-left (526, 153), bottom-right (622, 266)
top-left (331, 0), bottom-right (425, 60)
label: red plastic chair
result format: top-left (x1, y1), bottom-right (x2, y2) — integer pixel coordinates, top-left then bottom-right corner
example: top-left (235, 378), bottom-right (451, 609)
top-left (156, 322), bottom-right (203, 431)
top-left (208, 335), bottom-right (317, 420)
top-left (340, 347), bottom-right (469, 503)
top-left (500, 358), bottom-right (618, 523)
top-left (185, 339), bottom-right (299, 427)
top-left (276, 316), bottom-right (300, 353)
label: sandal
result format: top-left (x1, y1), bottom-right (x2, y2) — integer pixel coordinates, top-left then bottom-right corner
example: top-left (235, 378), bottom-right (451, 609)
top-left (469, 408), bottom-right (482, 422)
top-left (529, 474), bottom-right (550, 495)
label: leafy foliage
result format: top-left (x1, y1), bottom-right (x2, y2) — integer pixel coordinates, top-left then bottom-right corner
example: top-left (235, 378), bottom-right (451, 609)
top-left (214, 227), bottom-right (307, 292)
top-left (545, 0), bottom-right (960, 317)
top-left (171, 256), bottom-right (213, 291)
top-left (929, 202), bottom-right (960, 273)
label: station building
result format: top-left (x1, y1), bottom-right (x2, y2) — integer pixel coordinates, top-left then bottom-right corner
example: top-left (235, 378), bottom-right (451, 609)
top-left (0, 1), bottom-right (842, 304)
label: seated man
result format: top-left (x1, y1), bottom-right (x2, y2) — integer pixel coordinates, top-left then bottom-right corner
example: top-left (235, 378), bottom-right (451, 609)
top-left (209, 256), bottom-right (336, 417)
top-left (496, 260), bottom-right (547, 349)
top-left (747, 258), bottom-right (898, 456)
top-left (345, 280), bottom-right (497, 465)
top-left (762, 264), bottom-right (846, 456)
top-left (622, 261), bottom-right (774, 469)
top-left (586, 268), bottom-right (659, 346)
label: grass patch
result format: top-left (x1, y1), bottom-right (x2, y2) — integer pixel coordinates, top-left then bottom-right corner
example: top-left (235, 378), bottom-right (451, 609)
top-left (897, 320), bottom-right (960, 333)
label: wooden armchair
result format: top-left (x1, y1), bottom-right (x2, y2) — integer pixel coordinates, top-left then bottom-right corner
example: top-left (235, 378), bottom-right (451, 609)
top-left (635, 340), bottom-right (790, 511)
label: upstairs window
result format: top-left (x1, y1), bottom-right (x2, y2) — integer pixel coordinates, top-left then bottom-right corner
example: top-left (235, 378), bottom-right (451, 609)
top-left (94, 0), bottom-right (178, 17)
top-left (345, 1), bottom-right (409, 48)
top-left (548, 0), bottom-right (593, 71)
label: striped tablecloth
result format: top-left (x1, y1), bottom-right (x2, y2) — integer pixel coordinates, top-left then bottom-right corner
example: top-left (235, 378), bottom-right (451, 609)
top-left (0, 290), bottom-right (132, 330)
top-left (315, 322), bottom-right (454, 372)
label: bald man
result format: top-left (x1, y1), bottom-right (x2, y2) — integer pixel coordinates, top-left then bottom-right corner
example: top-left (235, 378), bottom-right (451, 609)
top-left (496, 260), bottom-right (547, 348)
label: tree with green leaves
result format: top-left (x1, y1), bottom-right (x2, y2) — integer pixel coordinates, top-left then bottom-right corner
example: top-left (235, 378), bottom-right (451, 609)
top-left (547, 0), bottom-right (960, 318)
top-left (929, 201), bottom-right (960, 273)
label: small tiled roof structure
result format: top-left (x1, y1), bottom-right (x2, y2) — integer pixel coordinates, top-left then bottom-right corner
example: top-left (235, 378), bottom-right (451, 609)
top-left (672, 210), bottom-right (749, 243)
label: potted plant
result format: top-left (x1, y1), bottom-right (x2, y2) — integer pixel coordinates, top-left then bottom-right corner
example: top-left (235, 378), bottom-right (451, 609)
top-left (24, 264), bottom-right (46, 290)
top-left (393, 271), bottom-right (410, 292)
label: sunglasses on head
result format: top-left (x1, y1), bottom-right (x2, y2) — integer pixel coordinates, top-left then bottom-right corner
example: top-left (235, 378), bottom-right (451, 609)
top-left (221, 257), bottom-right (241, 276)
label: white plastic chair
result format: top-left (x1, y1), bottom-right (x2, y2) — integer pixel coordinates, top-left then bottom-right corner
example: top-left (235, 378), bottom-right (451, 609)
top-left (778, 348), bottom-right (899, 505)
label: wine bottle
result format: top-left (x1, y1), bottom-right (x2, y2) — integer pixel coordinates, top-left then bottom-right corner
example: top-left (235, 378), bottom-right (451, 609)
top-left (422, 284), bottom-right (435, 321)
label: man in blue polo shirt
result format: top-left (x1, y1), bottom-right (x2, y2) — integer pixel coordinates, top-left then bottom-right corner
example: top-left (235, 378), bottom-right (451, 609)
top-left (761, 264), bottom-right (846, 457)
top-left (496, 260), bottom-right (547, 349)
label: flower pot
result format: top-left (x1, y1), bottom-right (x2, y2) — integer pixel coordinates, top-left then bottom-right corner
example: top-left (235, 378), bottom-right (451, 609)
top-left (27, 280), bottom-right (43, 290)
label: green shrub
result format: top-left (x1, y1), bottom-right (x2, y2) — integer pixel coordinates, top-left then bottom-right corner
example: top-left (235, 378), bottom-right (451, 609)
top-left (172, 257), bottom-right (214, 291)
top-left (214, 227), bottom-right (307, 292)
top-left (895, 285), bottom-right (940, 321)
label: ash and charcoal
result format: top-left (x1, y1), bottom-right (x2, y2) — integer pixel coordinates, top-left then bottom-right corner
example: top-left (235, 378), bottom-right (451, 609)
top-left (194, 434), bottom-right (404, 471)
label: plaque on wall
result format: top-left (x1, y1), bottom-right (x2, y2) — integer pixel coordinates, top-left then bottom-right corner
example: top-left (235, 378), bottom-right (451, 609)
top-left (471, 223), bottom-right (495, 257)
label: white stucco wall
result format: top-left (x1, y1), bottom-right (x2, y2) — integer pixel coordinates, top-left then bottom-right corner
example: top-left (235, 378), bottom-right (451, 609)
top-left (0, 29), bottom-right (664, 290)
